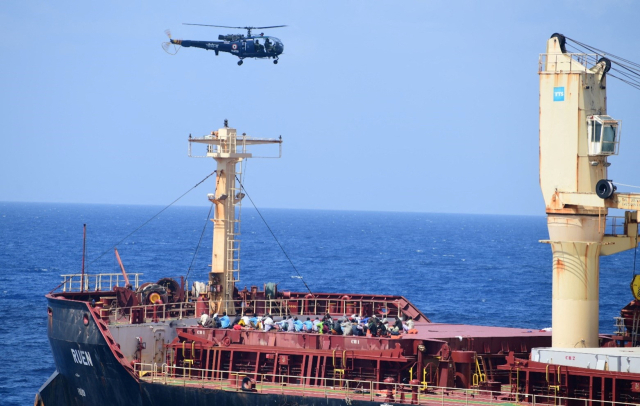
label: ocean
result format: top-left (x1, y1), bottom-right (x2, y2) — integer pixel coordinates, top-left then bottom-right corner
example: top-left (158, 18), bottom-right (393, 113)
top-left (0, 202), bottom-right (635, 405)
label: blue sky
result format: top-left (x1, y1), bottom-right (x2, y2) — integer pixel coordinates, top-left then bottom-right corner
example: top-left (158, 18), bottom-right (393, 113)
top-left (1, 1), bottom-right (639, 215)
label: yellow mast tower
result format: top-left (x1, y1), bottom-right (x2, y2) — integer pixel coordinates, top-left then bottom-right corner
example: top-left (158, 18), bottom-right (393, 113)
top-left (189, 121), bottom-right (282, 316)
top-left (539, 34), bottom-right (639, 348)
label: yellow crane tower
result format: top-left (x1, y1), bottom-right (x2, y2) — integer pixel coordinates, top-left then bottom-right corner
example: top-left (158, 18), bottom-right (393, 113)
top-left (188, 120), bottom-right (282, 316)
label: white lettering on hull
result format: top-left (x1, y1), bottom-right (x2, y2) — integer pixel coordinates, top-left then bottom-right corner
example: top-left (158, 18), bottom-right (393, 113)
top-left (70, 349), bottom-right (93, 366)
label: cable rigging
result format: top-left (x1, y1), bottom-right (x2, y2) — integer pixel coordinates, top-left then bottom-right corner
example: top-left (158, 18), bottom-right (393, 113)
top-left (563, 37), bottom-right (640, 91)
top-left (184, 202), bottom-right (214, 282)
top-left (561, 36), bottom-right (640, 294)
top-left (87, 170), bottom-right (217, 268)
top-left (235, 175), bottom-right (313, 295)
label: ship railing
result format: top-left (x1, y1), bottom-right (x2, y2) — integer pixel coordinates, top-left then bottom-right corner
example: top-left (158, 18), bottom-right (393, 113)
top-left (59, 273), bottom-right (143, 292)
top-left (605, 216), bottom-right (627, 236)
top-left (106, 296), bottom-right (407, 325)
top-left (614, 316), bottom-right (626, 335)
top-left (107, 300), bottom-right (196, 324)
top-left (231, 297), bottom-right (407, 319)
top-left (133, 363), bottom-right (639, 406)
top-left (539, 53), bottom-right (600, 74)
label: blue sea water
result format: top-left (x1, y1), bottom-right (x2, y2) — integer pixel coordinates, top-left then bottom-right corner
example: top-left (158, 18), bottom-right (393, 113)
top-left (0, 202), bottom-right (635, 405)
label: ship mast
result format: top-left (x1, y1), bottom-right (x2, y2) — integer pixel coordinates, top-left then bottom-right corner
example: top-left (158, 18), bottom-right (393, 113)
top-left (189, 121), bottom-right (282, 316)
top-left (539, 35), bottom-right (639, 348)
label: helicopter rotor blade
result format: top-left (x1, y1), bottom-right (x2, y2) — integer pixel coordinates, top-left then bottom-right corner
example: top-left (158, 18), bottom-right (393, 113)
top-left (183, 23), bottom-right (287, 30)
top-left (162, 41), bottom-right (180, 55)
top-left (252, 25), bottom-right (287, 29)
top-left (183, 23), bottom-right (245, 29)
top-left (162, 29), bottom-right (180, 55)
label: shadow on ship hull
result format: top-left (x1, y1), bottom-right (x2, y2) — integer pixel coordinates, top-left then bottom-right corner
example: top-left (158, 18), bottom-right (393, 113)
top-left (38, 297), bottom-right (142, 406)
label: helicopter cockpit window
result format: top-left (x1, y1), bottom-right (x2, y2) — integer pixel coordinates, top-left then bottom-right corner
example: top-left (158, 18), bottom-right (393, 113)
top-left (254, 39), bottom-right (265, 53)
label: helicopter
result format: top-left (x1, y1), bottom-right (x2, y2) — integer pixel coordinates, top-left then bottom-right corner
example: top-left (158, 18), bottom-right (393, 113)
top-left (162, 23), bottom-right (286, 65)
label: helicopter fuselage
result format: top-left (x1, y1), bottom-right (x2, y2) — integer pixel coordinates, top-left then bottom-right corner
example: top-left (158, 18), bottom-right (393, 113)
top-left (171, 36), bottom-right (283, 61)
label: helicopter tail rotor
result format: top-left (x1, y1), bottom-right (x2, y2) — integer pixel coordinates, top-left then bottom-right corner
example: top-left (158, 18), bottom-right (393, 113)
top-left (162, 29), bottom-right (181, 55)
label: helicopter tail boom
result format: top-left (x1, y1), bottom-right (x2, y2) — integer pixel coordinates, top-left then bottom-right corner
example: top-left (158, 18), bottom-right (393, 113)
top-left (173, 40), bottom-right (224, 51)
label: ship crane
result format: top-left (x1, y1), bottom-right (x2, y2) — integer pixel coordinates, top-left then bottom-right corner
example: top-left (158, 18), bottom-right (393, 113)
top-left (539, 34), bottom-right (640, 348)
top-left (189, 121), bottom-right (282, 316)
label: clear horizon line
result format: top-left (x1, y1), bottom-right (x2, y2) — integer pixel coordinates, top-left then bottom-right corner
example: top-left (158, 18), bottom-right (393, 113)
top-left (0, 200), bottom-right (546, 217)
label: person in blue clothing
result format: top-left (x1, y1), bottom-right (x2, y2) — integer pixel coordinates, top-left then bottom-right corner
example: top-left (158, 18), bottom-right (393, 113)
top-left (303, 317), bottom-right (313, 332)
top-left (277, 318), bottom-right (288, 331)
top-left (220, 311), bottom-right (231, 328)
top-left (294, 317), bottom-right (303, 332)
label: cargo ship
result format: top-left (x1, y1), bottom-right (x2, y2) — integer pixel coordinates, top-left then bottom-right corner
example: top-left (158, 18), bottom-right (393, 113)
top-left (36, 34), bottom-right (640, 406)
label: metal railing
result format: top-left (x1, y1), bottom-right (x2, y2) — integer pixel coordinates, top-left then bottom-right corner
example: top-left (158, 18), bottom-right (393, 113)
top-left (60, 273), bottom-right (143, 292)
top-left (107, 301), bottom-right (196, 324)
top-left (133, 362), bottom-right (640, 406)
top-left (104, 296), bottom-right (405, 326)
top-left (234, 297), bottom-right (405, 319)
top-left (539, 53), bottom-right (599, 74)
top-left (605, 216), bottom-right (630, 236)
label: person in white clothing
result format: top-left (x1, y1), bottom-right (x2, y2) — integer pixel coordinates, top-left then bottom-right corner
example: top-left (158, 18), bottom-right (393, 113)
top-left (263, 314), bottom-right (274, 331)
top-left (199, 313), bottom-right (209, 326)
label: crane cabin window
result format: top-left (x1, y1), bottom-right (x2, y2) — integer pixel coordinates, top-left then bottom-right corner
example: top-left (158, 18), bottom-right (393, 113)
top-left (587, 115), bottom-right (620, 156)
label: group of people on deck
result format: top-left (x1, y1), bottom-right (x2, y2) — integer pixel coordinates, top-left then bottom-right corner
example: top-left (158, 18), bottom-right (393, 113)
top-left (198, 311), bottom-right (417, 337)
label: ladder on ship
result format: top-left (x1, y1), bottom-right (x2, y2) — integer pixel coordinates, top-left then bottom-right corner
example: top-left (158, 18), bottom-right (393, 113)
top-left (546, 364), bottom-right (568, 403)
top-left (631, 310), bottom-right (640, 346)
top-left (509, 367), bottom-right (520, 401)
top-left (332, 350), bottom-right (354, 388)
top-left (473, 355), bottom-right (488, 386)
top-left (226, 163), bottom-right (244, 301)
